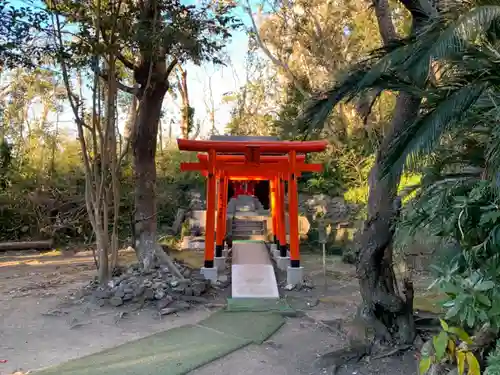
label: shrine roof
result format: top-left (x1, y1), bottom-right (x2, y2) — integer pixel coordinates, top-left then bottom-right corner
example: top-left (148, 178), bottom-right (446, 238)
top-left (177, 137), bottom-right (327, 154)
top-left (209, 135), bottom-right (279, 142)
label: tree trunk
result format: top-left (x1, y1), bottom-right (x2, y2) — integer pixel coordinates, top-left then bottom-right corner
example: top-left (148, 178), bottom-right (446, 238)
top-left (133, 83), bottom-right (168, 270)
top-left (356, 0), bottom-right (431, 345)
top-left (96, 228), bottom-right (109, 283)
top-left (178, 67), bottom-right (191, 139)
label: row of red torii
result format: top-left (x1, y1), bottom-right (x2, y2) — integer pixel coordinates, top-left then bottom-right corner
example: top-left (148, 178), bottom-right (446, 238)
top-left (177, 137), bottom-right (327, 282)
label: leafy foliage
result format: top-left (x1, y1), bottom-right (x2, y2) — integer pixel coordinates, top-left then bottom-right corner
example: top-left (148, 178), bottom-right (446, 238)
top-left (419, 319), bottom-right (479, 375)
top-left (487, 340), bottom-right (500, 375)
top-left (0, 0), bottom-right (51, 68)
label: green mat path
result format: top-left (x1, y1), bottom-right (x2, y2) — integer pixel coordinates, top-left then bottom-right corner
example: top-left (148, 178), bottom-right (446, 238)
top-left (35, 299), bottom-right (294, 375)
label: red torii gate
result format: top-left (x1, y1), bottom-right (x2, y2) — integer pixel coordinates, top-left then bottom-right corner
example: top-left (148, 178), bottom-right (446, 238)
top-left (177, 138), bottom-right (327, 274)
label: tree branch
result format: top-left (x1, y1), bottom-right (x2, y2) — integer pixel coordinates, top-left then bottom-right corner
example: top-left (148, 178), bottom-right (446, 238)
top-left (94, 66), bottom-right (138, 95)
top-left (372, 0), bottom-right (398, 43)
top-left (116, 51), bottom-right (138, 71)
top-left (244, 0), bottom-right (310, 98)
top-left (166, 58), bottom-right (178, 78)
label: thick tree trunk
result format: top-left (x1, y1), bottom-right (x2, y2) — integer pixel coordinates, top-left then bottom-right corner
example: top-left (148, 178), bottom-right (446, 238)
top-left (357, 94), bottom-right (421, 344)
top-left (356, 0), bottom-right (431, 345)
top-left (133, 83), bottom-right (168, 270)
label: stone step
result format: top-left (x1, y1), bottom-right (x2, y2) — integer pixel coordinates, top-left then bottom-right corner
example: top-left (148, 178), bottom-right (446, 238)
top-left (232, 225), bottom-right (265, 231)
top-left (232, 234), bottom-right (267, 241)
top-left (232, 219), bottom-right (265, 224)
top-left (232, 222), bottom-right (265, 227)
top-left (232, 227), bottom-right (265, 233)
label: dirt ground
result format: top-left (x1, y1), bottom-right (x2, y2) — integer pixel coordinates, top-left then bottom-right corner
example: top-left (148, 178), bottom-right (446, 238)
top-left (0, 249), bottom-right (436, 375)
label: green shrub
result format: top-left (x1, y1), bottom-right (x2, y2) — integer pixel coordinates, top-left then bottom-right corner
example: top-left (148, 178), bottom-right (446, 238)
top-left (487, 341), bottom-right (500, 375)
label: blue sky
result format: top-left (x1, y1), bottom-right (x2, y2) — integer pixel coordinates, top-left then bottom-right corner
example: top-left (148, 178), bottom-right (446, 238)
top-left (46, 1), bottom-right (259, 139)
top-left (6, 0), bottom-right (259, 138)
top-left (172, 29), bottom-right (250, 137)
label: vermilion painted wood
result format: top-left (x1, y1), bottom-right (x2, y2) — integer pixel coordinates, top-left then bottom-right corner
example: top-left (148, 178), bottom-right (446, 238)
top-left (178, 138), bottom-right (326, 268)
top-left (205, 149), bottom-right (217, 265)
top-left (180, 162), bottom-right (322, 173)
top-left (278, 176), bottom-right (287, 248)
top-left (270, 179), bottom-right (277, 240)
top-left (216, 176), bottom-right (226, 247)
top-left (197, 154), bottom-right (306, 162)
top-left (177, 139), bottom-right (328, 153)
top-left (288, 151), bottom-right (300, 263)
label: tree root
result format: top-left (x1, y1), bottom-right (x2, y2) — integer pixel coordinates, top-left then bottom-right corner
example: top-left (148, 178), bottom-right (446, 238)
top-left (315, 344), bottom-right (371, 373)
top-left (369, 344), bottom-right (412, 360)
top-left (154, 244), bottom-right (185, 280)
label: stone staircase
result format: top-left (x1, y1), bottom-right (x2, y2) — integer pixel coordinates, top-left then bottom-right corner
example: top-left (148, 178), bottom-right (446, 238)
top-left (231, 218), bottom-right (266, 241)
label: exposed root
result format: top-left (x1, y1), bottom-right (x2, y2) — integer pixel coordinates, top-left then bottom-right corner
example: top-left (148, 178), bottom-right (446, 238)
top-left (315, 344), bottom-right (371, 373)
top-left (369, 344), bottom-right (412, 360)
top-left (154, 244), bottom-right (185, 280)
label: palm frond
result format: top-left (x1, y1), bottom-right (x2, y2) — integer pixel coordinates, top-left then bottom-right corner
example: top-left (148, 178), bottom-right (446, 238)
top-left (382, 82), bottom-right (487, 176)
top-left (409, 5), bottom-right (500, 79)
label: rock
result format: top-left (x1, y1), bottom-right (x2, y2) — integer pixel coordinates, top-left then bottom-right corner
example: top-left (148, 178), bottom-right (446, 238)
top-left (159, 307), bottom-right (180, 315)
top-left (157, 296), bottom-right (173, 310)
top-left (124, 288), bottom-right (134, 294)
top-left (183, 287), bottom-right (194, 296)
top-left (218, 275), bottom-right (228, 282)
top-left (192, 282), bottom-right (207, 296)
top-left (109, 296), bottom-right (124, 307)
top-left (170, 280), bottom-right (179, 287)
top-left (284, 284), bottom-right (295, 291)
top-left (179, 296), bottom-right (209, 304)
top-left (123, 293), bottom-right (133, 301)
top-left (191, 272), bottom-right (206, 281)
top-left (114, 289), bottom-right (125, 298)
top-left (134, 285), bottom-right (145, 297)
top-left (144, 288), bottom-right (155, 300)
top-left (152, 282), bottom-right (167, 290)
top-left (107, 280), bottom-right (118, 289)
top-left (171, 301), bottom-right (190, 310)
top-left (214, 280), bottom-right (230, 289)
top-left (93, 288), bottom-right (111, 299)
top-left (183, 269), bottom-right (192, 278)
top-left (302, 280), bottom-right (314, 289)
top-left (154, 289), bottom-right (165, 300)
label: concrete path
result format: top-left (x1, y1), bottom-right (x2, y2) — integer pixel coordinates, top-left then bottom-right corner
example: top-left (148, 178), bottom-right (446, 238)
top-left (231, 241), bottom-right (279, 299)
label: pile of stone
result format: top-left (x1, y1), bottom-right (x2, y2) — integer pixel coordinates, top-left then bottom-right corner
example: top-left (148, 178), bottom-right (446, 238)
top-left (87, 262), bottom-right (215, 315)
top-left (299, 194), bottom-right (356, 223)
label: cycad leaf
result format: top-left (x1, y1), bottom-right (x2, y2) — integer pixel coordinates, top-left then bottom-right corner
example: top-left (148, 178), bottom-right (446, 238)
top-left (382, 83), bottom-right (487, 177)
top-left (432, 6), bottom-right (500, 59)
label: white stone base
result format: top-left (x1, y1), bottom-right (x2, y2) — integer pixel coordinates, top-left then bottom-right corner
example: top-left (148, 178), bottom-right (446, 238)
top-left (287, 266), bottom-right (304, 286)
top-left (214, 256), bottom-right (226, 271)
top-left (272, 249), bottom-right (280, 259)
top-left (232, 264), bottom-right (279, 298)
top-left (200, 267), bottom-right (218, 282)
top-left (277, 256), bottom-right (290, 271)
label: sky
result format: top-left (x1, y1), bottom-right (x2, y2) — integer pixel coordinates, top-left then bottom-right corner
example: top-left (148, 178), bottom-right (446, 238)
top-left (43, 2), bottom-right (258, 139)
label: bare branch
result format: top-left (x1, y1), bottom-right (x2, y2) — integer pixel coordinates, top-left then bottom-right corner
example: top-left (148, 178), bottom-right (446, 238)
top-left (244, 0), bottom-right (310, 98)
